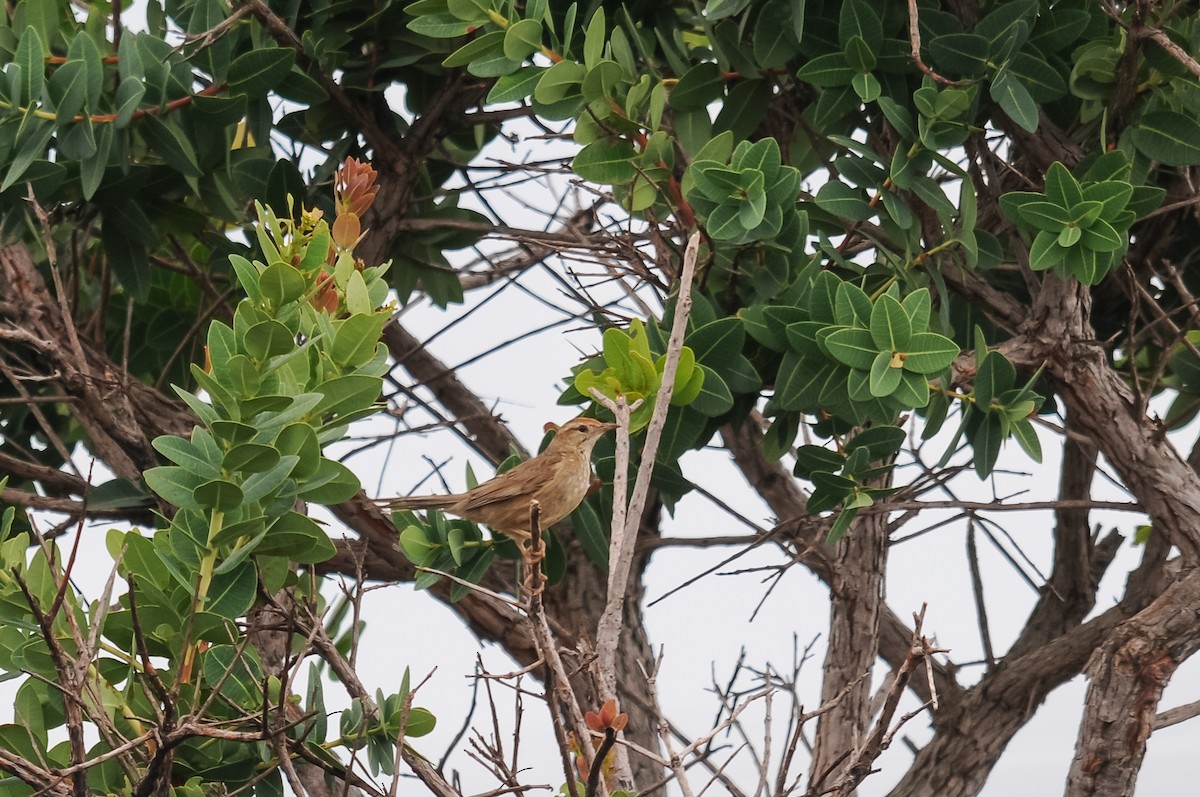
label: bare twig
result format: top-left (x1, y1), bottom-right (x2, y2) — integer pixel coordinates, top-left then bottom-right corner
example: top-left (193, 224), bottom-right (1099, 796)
top-left (821, 605), bottom-right (948, 797)
top-left (641, 651), bottom-right (697, 797)
top-left (525, 502), bottom-right (590, 797)
top-left (1153, 698), bottom-right (1200, 730)
top-left (588, 231), bottom-right (701, 789)
top-left (906, 0), bottom-right (967, 86)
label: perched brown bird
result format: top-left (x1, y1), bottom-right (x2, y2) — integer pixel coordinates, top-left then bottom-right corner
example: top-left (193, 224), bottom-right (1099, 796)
top-left (381, 416), bottom-right (616, 543)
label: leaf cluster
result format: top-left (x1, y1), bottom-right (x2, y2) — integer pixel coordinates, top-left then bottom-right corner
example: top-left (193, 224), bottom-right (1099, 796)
top-left (1001, 155), bottom-right (1162, 284)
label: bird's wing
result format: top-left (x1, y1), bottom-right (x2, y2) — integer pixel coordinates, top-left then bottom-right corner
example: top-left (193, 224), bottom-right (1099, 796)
top-left (456, 454), bottom-right (554, 512)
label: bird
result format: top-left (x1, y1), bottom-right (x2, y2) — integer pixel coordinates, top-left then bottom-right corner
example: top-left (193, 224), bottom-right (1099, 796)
top-left (380, 416), bottom-right (616, 544)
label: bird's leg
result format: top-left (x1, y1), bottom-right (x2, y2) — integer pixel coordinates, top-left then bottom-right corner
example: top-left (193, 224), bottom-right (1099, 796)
top-left (523, 500), bottom-right (545, 599)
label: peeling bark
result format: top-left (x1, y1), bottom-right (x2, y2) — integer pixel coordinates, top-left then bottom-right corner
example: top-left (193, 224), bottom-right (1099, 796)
top-left (1066, 569), bottom-right (1200, 797)
top-left (809, 509), bottom-right (887, 794)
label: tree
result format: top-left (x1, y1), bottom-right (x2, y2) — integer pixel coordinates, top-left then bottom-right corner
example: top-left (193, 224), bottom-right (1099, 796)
top-left (1, 0), bottom-right (1199, 795)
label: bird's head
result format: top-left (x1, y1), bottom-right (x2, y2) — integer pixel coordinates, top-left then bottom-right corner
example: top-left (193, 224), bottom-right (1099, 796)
top-left (547, 416), bottom-right (617, 457)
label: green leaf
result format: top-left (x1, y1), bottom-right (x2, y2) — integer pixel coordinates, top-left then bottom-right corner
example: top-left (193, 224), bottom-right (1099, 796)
top-left (928, 33), bottom-right (989, 75)
top-left (296, 458), bottom-right (361, 503)
top-left (1127, 185), bottom-right (1165, 218)
top-left (504, 19), bottom-right (543, 62)
top-left (533, 60), bottom-right (584, 104)
top-left (706, 201), bottom-right (748, 240)
top-left (843, 35), bottom-right (876, 72)
top-left (972, 413), bottom-right (1005, 479)
top-left (144, 466), bottom-right (205, 511)
top-left (582, 7), bottom-right (605, 68)
top-left (1028, 229), bottom-right (1060, 271)
top-left (754, 0), bottom-right (799, 68)
top-left (314, 373), bottom-right (384, 421)
top-left (689, 162), bottom-right (744, 199)
top-left (689, 366), bottom-right (734, 416)
top-left (869, 349), bottom-right (902, 397)
top-left (1044, 162), bottom-right (1085, 209)
top-left (976, 0), bottom-right (1034, 56)
top-left (449, 546), bottom-right (495, 601)
top-left (974, 351), bottom-right (1015, 408)
top-left (838, 0), bottom-right (882, 49)
top-left (790, 0), bottom-right (807, 42)
top-left (911, 174), bottom-right (958, 221)
top-left (198, 645), bottom-right (261, 709)
top-left (1007, 52), bottom-right (1067, 101)
top-left (571, 499), bottom-right (608, 568)
top-left (673, 366), bottom-right (705, 406)
top-left (811, 471), bottom-right (857, 501)
top-left (89, 478), bottom-right (152, 510)
top-left (79, 120), bottom-right (111, 199)
top-left (834, 282), bottom-right (872, 328)
top-left (407, 12), bottom-right (473, 38)
top-left (739, 173), bottom-right (767, 228)
top-left (260, 262), bottom-right (307, 307)
top-left (687, 317), bottom-right (744, 367)
top-left (851, 71), bottom-right (880, 103)
top-left (223, 443), bottom-right (280, 474)
top-left (1082, 181), bottom-right (1133, 220)
top-left (669, 62), bottom-right (723, 110)
top-left (15, 28), bottom-right (44, 110)
top-left (1080, 219), bottom-right (1123, 252)
top-left (258, 511), bottom-right (336, 562)
top-left (713, 80), bottom-right (772, 141)
top-left (572, 139), bottom-right (637, 183)
top-left (47, 61), bottom-right (87, 121)
top-left (486, 65), bottom-right (544, 103)
top-left (901, 288), bottom-right (932, 331)
top-left (153, 435), bottom-right (221, 478)
top-left (1063, 244), bottom-right (1106, 284)
top-left (892, 370), bottom-right (931, 409)
top-left (138, 114), bottom-right (201, 177)
top-left (1058, 224), bottom-right (1081, 247)
top-left (845, 425), bottom-right (906, 461)
top-left (398, 524), bottom-right (438, 566)
top-left (991, 69), bottom-right (1038, 132)
top-left (796, 52), bottom-right (854, 87)
top-left (870, 295), bottom-right (912, 351)
top-left (902, 332), bottom-right (959, 374)
top-left (245, 320), bottom-right (295, 360)
top-left (825, 506), bottom-right (859, 544)
top-left (443, 30), bottom-right (505, 67)
top-left (1012, 418), bottom-right (1042, 462)
top-left (823, 327), bottom-right (878, 370)
top-left (194, 479), bottom-right (244, 512)
top-left (1019, 201), bottom-right (1070, 232)
top-left (1129, 111), bottom-right (1200, 166)
top-left (794, 444), bottom-right (846, 478)
top-left (815, 181), bottom-right (873, 220)
top-left (228, 48), bottom-right (296, 95)
top-left (707, 0), bottom-right (753, 22)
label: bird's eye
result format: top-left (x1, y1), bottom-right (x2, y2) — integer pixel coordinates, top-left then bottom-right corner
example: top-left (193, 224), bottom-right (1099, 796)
top-left (576, 424), bottom-right (588, 433)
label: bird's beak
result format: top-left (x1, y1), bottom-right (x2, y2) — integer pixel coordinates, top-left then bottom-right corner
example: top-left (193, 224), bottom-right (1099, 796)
top-left (600, 422), bottom-right (618, 432)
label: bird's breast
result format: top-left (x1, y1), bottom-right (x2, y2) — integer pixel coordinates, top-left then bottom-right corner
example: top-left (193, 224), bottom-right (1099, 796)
top-left (535, 453), bottom-right (592, 524)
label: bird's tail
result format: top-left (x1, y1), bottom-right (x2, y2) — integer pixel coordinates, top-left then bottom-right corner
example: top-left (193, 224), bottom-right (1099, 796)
top-left (377, 494), bottom-right (460, 511)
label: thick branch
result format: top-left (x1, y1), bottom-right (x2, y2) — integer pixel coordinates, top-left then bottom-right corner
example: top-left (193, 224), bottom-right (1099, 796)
top-left (1029, 276), bottom-right (1200, 560)
top-left (809, 484), bottom-right (889, 790)
top-left (1065, 568), bottom-right (1200, 797)
top-left (721, 421), bottom-right (962, 707)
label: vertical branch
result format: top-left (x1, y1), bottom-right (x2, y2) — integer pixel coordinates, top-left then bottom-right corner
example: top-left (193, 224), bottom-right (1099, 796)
top-left (1065, 569), bottom-right (1200, 797)
top-left (641, 651), bottom-right (697, 797)
top-left (526, 502), bottom-right (593, 797)
top-left (590, 232), bottom-right (700, 789)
